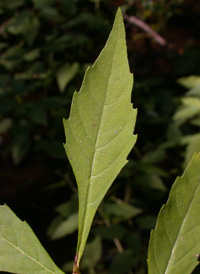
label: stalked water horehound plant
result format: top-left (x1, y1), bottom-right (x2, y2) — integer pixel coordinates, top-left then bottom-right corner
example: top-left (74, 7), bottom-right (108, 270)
top-left (1, 8), bottom-right (200, 274)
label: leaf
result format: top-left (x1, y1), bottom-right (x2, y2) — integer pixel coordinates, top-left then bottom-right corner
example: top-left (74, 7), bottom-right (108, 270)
top-left (80, 236), bottom-right (102, 271)
top-left (93, 225), bottom-right (127, 240)
top-left (32, 0), bottom-right (56, 9)
top-left (63, 8), bottom-right (137, 265)
top-left (6, 12), bottom-right (40, 45)
top-left (3, 0), bottom-right (25, 9)
top-left (23, 49), bottom-right (40, 62)
top-left (186, 85), bottom-right (200, 97)
top-left (56, 62), bottom-right (79, 93)
top-left (136, 215), bottom-right (157, 230)
top-left (178, 76), bottom-right (200, 89)
top-left (148, 153), bottom-right (200, 274)
top-left (173, 97), bottom-right (200, 125)
top-left (108, 250), bottom-right (133, 274)
top-left (55, 200), bottom-right (78, 218)
top-left (28, 104), bottom-right (48, 126)
top-left (0, 205), bottom-right (65, 274)
top-left (0, 118), bottom-right (12, 134)
top-left (180, 133), bottom-right (200, 166)
top-left (50, 213), bottom-right (78, 240)
top-left (103, 202), bottom-right (142, 223)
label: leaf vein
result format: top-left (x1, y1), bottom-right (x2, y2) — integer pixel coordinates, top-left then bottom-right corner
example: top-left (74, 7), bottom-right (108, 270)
top-left (0, 235), bottom-right (56, 274)
top-left (96, 117), bottom-right (131, 151)
top-left (164, 180), bottom-right (200, 274)
top-left (76, 102), bottom-right (93, 143)
top-left (67, 123), bottom-right (90, 161)
top-left (91, 140), bottom-right (130, 179)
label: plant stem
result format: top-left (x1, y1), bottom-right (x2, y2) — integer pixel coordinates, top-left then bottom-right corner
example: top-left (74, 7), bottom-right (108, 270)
top-left (72, 254), bottom-right (81, 274)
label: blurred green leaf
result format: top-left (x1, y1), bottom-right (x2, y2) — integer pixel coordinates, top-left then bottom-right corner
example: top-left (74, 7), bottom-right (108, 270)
top-left (56, 63), bottom-right (79, 93)
top-left (0, 45), bottom-right (24, 70)
top-left (136, 215), bottom-right (157, 230)
top-left (55, 200), bottom-right (78, 217)
top-left (41, 7), bottom-right (62, 21)
top-left (47, 216), bottom-right (63, 237)
top-left (103, 202), bottom-right (142, 223)
top-left (0, 42), bottom-right (9, 50)
top-left (62, 261), bottom-right (74, 273)
top-left (28, 104), bottom-right (48, 126)
top-left (32, 0), bottom-right (56, 9)
top-left (0, 0), bottom-right (25, 9)
top-left (81, 236), bottom-right (102, 272)
top-left (35, 140), bottom-right (66, 159)
top-left (108, 250), bottom-right (133, 274)
top-left (59, 0), bottom-right (77, 16)
top-left (186, 85), bottom-right (200, 97)
top-left (67, 13), bottom-right (108, 32)
top-left (173, 97), bottom-right (200, 125)
top-left (142, 149), bottom-right (166, 164)
top-left (50, 213), bottom-right (78, 240)
top-left (93, 225), bottom-right (126, 240)
top-left (180, 134), bottom-right (200, 166)
top-left (11, 132), bottom-right (30, 165)
top-left (190, 117), bottom-right (200, 127)
top-left (178, 76), bottom-right (200, 89)
top-left (0, 118), bottom-right (12, 134)
top-left (23, 49), bottom-right (40, 62)
top-left (6, 12), bottom-right (40, 45)
top-left (12, 140), bottom-right (30, 165)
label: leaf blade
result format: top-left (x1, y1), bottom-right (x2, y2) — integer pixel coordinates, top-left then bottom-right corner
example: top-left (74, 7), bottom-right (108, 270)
top-left (0, 205), bottom-right (65, 274)
top-left (148, 153), bottom-right (200, 274)
top-left (64, 9), bottom-right (137, 264)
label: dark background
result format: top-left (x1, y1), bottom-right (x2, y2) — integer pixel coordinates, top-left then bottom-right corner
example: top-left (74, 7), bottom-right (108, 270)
top-left (1, 0), bottom-right (200, 273)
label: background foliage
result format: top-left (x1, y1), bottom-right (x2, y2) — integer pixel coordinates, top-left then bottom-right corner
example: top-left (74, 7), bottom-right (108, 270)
top-left (0, 0), bottom-right (200, 273)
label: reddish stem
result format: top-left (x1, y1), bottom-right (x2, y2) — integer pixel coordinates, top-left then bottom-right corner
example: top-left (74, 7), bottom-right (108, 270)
top-left (72, 254), bottom-right (80, 274)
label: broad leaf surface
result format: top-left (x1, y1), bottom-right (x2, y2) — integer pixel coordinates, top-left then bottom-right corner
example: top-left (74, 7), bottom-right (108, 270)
top-left (0, 205), bottom-right (65, 274)
top-left (64, 9), bottom-right (137, 264)
top-left (148, 153), bottom-right (200, 274)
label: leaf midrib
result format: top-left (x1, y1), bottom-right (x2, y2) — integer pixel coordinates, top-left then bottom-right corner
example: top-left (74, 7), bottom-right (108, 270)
top-left (78, 24), bottom-right (120, 255)
top-left (164, 177), bottom-right (200, 274)
top-left (0, 235), bottom-right (58, 274)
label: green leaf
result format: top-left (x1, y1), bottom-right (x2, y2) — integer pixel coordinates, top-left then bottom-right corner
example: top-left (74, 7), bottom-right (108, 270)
top-left (186, 85), bottom-right (200, 97)
top-left (56, 62), bottom-right (79, 93)
top-left (80, 236), bottom-right (102, 271)
top-left (148, 153), bottom-right (200, 274)
top-left (180, 133), bottom-right (200, 166)
top-left (93, 225), bottom-right (127, 240)
top-left (178, 76), bottom-right (200, 89)
top-left (0, 118), bottom-right (12, 134)
top-left (63, 8), bottom-right (137, 265)
top-left (173, 97), bottom-right (200, 125)
top-left (32, 0), bottom-right (56, 9)
top-left (103, 202), bottom-right (142, 223)
top-left (55, 200), bottom-right (78, 218)
top-left (0, 205), bottom-right (65, 274)
top-left (23, 49), bottom-right (40, 62)
top-left (6, 12), bottom-right (40, 45)
top-left (2, 0), bottom-right (25, 9)
top-left (28, 104), bottom-right (48, 126)
top-left (50, 213), bottom-right (78, 240)
top-left (108, 250), bottom-right (133, 274)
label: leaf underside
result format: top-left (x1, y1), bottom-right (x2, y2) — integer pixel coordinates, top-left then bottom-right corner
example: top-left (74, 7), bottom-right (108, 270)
top-left (63, 8), bottom-right (137, 264)
top-left (0, 205), bottom-right (64, 274)
top-left (148, 153), bottom-right (200, 274)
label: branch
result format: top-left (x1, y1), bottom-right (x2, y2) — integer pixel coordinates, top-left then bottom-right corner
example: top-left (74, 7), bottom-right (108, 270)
top-left (124, 14), bottom-right (166, 46)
